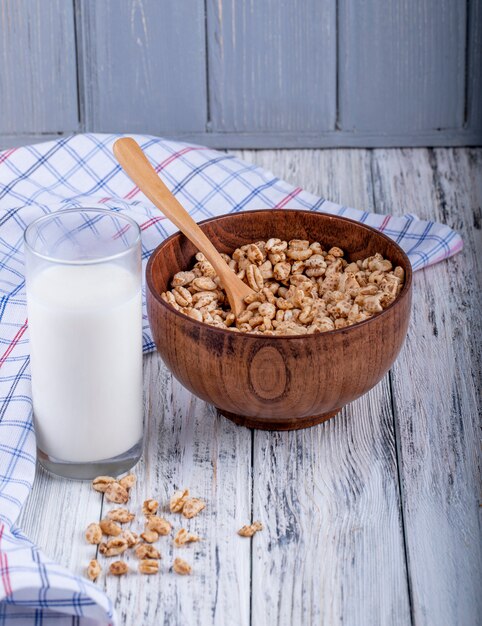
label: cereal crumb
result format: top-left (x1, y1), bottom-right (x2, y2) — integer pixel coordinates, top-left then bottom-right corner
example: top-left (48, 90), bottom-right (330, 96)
top-left (135, 544), bottom-right (161, 560)
top-left (107, 508), bottom-right (135, 524)
top-left (86, 559), bottom-right (101, 581)
top-left (170, 489), bottom-right (189, 513)
top-left (109, 560), bottom-right (128, 576)
top-left (139, 559), bottom-right (159, 574)
top-left (182, 497), bottom-right (206, 519)
top-left (85, 522), bottom-right (102, 544)
top-left (99, 519), bottom-right (122, 537)
top-left (173, 528), bottom-right (200, 547)
top-left (119, 473), bottom-right (136, 491)
top-left (99, 536), bottom-right (128, 557)
top-left (140, 529), bottom-right (159, 544)
top-left (142, 499), bottom-right (159, 516)
top-left (238, 521), bottom-right (263, 537)
top-left (122, 529), bottom-right (139, 548)
top-left (92, 476), bottom-right (115, 493)
top-left (146, 516), bottom-right (171, 536)
top-left (173, 557), bottom-right (192, 575)
top-left (105, 482), bottom-right (129, 504)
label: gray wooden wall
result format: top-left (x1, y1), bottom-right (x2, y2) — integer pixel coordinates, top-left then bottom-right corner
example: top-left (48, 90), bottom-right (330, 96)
top-left (1, 0), bottom-right (481, 149)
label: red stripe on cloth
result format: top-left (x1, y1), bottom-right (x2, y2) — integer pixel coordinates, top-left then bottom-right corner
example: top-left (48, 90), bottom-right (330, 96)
top-left (124, 146), bottom-right (207, 200)
top-left (0, 319), bottom-right (28, 370)
top-left (0, 148), bottom-right (17, 165)
top-left (274, 187), bottom-right (302, 208)
top-left (139, 215), bottom-right (166, 231)
top-left (0, 525), bottom-right (13, 598)
top-left (379, 215), bottom-right (392, 232)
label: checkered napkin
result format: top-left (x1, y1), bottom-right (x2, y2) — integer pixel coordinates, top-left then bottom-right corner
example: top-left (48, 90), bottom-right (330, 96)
top-left (0, 134), bottom-right (462, 624)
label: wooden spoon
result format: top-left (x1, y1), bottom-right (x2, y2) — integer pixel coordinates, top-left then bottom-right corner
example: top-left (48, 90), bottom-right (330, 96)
top-left (113, 137), bottom-right (254, 316)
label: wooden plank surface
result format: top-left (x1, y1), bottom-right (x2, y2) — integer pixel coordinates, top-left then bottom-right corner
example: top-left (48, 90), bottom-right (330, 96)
top-left (371, 147), bottom-right (482, 626)
top-left (206, 0), bottom-right (336, 132)
top-left (234, 148), bottom-right (411, 625)
top-left (17, 148), bottom-right (481, 626)
top-left (0, 0), bottom-right (78, 134)
top-left (338, 0), bottom-right (466, 133)
top-left (75, 0), bottom-right (207, 133)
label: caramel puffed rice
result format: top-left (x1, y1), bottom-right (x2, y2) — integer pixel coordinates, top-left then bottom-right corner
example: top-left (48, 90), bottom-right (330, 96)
top-left (140, 529), bottom-right (159, 544)
top-left (99, 519), bottom-right (122, 537)
top-left (119, 473), bottom-right (136, 491)
top-left (170, 489), bottom-right (189, 513)
top-left (107, 508), bottom-right (135, 524)
top-left (142, 499), bottom-right (159, 516)
top-left (135, 544), bottom-right (161, 560)
top-left (86, 559), bottom-right (101, 581)
top-left (173, 528), bottom-right (200, 547)
top-left (182, 497), bottom-right (206, 519)
top-left (173, 557), bottom-right (192, 575)
top-left (104, 482), bottom-right (129, 504)
top-left (238, 521), bottom-right (263, 537)
top-left (139, 559), bottom-right (159, 575)
top-left (92, 476), bottom-right (115, 493)
top-left (109, 561), bottom-right (128, 576)
top-left (99, 536), bottom-right (129, 557)
top-left (146, 516), bottom-right (171, 536)
top-left (161, 244), bottom-right (405, 335)
top-left (85, 523), bottom-right (102, 545)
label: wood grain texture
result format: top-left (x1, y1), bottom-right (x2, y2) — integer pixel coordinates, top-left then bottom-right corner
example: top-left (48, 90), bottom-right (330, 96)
top-left (75, 0), bottom-right (207, 133)
top-left (206, 0), bottom-right (336, 132)
top-left (0, 0), bottom-right (78, 134)
top-left (371, 147), bottom-right (482, 626)
top-left (468, 0), bottom-right (482, 130)
top-left (146, 209), bottom-right (412, 429)
top-left (338, 0), bottom-right (466, 133)
top-left (233, 150), bottom-right (412, 624)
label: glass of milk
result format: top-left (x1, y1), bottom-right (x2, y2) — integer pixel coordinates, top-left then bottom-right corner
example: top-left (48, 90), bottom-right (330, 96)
top-left (24, 209), bottom-right (143, 479)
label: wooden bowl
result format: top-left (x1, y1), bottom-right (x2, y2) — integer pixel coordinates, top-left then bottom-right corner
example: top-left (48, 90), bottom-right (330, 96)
top-left (146, 209), bottom-right (412, 430)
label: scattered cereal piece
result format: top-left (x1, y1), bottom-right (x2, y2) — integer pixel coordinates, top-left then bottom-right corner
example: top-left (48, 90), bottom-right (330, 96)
top-left (92, 476), bottom-right (115, 493)
top-left (138, 559), bottom-right (159, 574)
top-left (146, 516), bottom-right (171, 536)
top-left (99, 519), bottom-right (122, 537)
top-left (170, 489), bottom-right (189, 513)
top-left (173, 528), bottom-right (200, 547)
top-left (140, 529), bottom-right (159, 544)
top-left (99, 536), bottom-right (128, 557)
top-left (173, 557), bottom-right (192, 575)
top-left (238, 521), bottom-right (263, 537)
top-left (135, 544), bottom-right (161, 560)
top-left (122, 530), bottom-right (139, 548)
top-left (86, 559), bottom-right (101, 581)
top-left (85, 523), bottom-right (102, 544)
top-left (119, 473), bottom-right (136, 491)
top-left (107, 508), bottom-right (135, 524)
top-left (142, 499), bottom-right (159, 516)
top-left (109, 561), bottom-right (128, 576)
top-left (105, 482), bottom-right (129, 504)
top-left (182, 497), bottom-right (206, 519)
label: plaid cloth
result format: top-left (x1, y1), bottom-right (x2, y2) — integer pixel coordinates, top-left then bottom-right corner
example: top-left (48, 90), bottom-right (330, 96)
top-left (0, 134), bottom-right (462, 624)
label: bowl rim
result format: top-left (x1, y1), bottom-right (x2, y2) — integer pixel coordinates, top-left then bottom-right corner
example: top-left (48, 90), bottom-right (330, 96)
top-left (146, 209), bottom-right (413, 340)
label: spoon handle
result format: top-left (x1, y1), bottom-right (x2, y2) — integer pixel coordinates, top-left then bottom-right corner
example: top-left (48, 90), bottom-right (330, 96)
top-left (114, 138), bottom-right (234, 284)
top-left (113, 137), bottom-right (253, 315)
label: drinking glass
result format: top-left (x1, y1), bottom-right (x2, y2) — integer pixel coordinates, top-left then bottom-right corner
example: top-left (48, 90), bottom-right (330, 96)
top-left (24, 209), bottom-right (143, 479)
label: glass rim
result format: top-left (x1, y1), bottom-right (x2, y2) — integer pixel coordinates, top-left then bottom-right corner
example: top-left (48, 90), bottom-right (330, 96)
top-left (24, 208), bottom-right (142, 266)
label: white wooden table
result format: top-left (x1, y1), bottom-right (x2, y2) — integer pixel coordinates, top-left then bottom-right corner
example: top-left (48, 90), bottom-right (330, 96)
top-left (19, 148), bottom-right (482, 626)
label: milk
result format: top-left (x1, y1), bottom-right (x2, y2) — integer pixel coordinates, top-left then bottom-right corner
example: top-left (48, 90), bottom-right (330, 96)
top-left (27, 263), bottom-right (143, 463)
